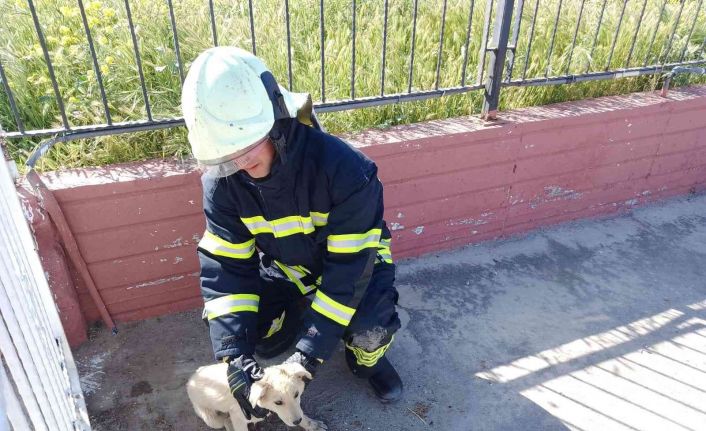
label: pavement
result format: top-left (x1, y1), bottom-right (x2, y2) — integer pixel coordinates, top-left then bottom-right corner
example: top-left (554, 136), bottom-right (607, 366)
top-left (75, 192), bottom-right (706, 431)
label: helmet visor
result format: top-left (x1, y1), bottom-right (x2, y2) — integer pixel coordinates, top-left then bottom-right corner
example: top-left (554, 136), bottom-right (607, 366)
top-left (199, 135), bottom-right (270, 178)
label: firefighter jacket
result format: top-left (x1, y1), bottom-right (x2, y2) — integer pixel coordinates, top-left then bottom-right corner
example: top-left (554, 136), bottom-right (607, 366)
top-left (197, 118), bottom-right (393, 361)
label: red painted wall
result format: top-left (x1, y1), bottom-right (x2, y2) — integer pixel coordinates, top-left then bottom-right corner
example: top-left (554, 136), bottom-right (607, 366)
top-left (20, 86), bottom-right (706, 345)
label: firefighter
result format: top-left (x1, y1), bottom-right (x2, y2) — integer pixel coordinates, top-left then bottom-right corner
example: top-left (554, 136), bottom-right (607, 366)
top-left (181, 46), bottom-right (403, 419)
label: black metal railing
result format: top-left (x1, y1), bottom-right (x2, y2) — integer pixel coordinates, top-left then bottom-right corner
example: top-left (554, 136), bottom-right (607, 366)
top-left (0, 0), bottom-right (704, 152)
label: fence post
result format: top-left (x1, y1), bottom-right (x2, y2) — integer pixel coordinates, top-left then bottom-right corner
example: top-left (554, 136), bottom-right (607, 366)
top-left (481, 0), bottom-right (516, 120)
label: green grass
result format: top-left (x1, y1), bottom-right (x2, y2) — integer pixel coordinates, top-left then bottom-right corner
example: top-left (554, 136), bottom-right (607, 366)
top-left (0, 0), bottom-right (704, 171)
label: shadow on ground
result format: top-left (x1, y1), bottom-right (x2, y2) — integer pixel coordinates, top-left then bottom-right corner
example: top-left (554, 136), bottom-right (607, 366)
top-left (75, 193), bottom-right (706, 431)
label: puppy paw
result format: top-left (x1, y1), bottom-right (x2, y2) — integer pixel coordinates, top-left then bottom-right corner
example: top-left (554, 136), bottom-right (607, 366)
top-left (301, 418), bottom-right (328, 431)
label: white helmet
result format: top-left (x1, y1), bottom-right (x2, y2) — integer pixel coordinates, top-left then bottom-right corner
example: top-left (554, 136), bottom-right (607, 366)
top-left (181, 46), bottom-right (311, 176)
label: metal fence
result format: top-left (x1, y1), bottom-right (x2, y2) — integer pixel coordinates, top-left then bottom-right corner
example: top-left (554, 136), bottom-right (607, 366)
top-left (0, 0), bottom-right (704, 156)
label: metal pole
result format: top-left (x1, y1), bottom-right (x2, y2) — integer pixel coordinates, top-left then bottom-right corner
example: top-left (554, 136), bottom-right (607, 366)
top-left (27, 0), bottom-right (69, 130)
top-left (461, 0), bottom-right (477, 86)
top-left (166, 0), bottom-right (185, 83)
top-left (77, 0), bottom-right (112, 125)
top-left (319, 0), bottom-right (325, 102)
top-left (408, 0), bottom-right (419, 93)
top-left (0, 59), bottom-right (24, 133)
top-left (505, 0), bottom-right (526, 82)
top-left (435, 0), bottom-right (449, 90)
top-left (285, 0), bottom-right (293, 90)
top-left (208, 0), bottom-right (218, 46)
top-left (248, 0), bottom-right (256, 55)
top-left (351, 0), bottom-right (357, 98)
top-left (481, 0), bottom-right (516, 120)
top-left (381, 0), bottom-right (389, 96)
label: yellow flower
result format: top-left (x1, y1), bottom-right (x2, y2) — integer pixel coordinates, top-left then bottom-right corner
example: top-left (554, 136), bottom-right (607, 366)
top-left (88, 16), bottom-right (100, 27)
top-left (97, 35), bottom-right (108, 45)
top-left (59, 6), bottom-right (79, 18)
top-left (100, 64), bottom-right (109, 75)
top-left (102, 7), bottom-right (116, 19)
top-left (69, 96), bottom-right (79, 104)
top-left (47, 36), bottom-right (59, 47)
top-left (87, 1), bottom-right (102, 12)
top-left (104, 56), bottom-right (115, 65)
top-left (60, 36), bottom-right (75, 47)
top-left (59, 25), bottom-right (71, 36)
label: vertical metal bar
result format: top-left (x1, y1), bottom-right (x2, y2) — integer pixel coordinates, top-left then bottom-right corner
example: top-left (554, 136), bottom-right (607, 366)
top-left (565, 0), bottom-right (586, 75)
top-left (504, 0), bottom-right (525, 82)
top-left (26, 0), bottom-right (69, 130)
top-left (408, 0), bottom-right (419, 93)
top-left (435, 0), bottom-right (449, 90)
top-left (351, 0), bottom-right (356, 98)
top-left (586, 0), bottom-right (608, 73)
top-left (0, 58), bottom-right (25, 133)
top-left (481, 0), bottom-right (516, 119)
top-left (319, 0), bottom-right (325, 102)
top-left (285, 0), bottom-right (293, 90)
top-left (643, 0), bottom-right (668, 66)
top-left (679, 0), bottom-right (702, 62)
top-left (208, 0), bottom-right (218, 46)
top-left (248, 0), bottom-right (256, 55)
top-left (521, 0), bottom-right (540, 80)
top-left (697, 35), bottom-right (706, 59)
top-left (123, 0), bottom-right (152, 121)
top-left (661, 0), bottom-right (686, 64)
top-left (381, 0), bottom-right (389, 96)
top-left (78, 0), bottom-right (112, 125)
top-left (626, 0), bottom-right (649, 66)
top-left (461, 0), bottom-right (477, 86)
top-left (605, 0), bottom-right (627, 70)
top-left (476, 0), bottom-right (494, 85)
top-left (166, 0), bottom-right (185, 83)
top-left (544, 0), bottom-right (564, 77)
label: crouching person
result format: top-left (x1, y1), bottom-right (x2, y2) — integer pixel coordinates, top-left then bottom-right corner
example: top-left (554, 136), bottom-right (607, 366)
top-left (181, 47), bottom-right (403, 420)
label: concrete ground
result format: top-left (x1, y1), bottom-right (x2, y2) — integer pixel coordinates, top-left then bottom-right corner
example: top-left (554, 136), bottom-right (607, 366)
top-left (75, 193), bottom-right (706, 431)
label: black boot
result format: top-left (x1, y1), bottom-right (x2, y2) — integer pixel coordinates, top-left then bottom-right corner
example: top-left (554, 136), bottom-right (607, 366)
top-left (347, 350), bottom-right (403, 403)
top-left (368, 357), bottom-right (403, 403)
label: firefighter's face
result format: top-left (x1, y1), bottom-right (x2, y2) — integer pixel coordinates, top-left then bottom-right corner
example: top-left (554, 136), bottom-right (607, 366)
top-left (238, 138), bottom-right (276, 178)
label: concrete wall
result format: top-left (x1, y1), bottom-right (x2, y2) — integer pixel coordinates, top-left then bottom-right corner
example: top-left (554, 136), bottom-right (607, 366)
top-left (21, 86), bottom-right (706, 346)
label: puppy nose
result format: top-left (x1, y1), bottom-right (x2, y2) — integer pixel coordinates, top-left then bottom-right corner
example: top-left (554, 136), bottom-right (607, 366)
top-left (293, 418), bottom-right (302, 425)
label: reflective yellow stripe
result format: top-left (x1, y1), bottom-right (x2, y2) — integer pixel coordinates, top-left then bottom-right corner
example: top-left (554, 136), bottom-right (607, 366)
top-left (273, 260), bottom-right (317, 295)
top-left (311, 290), bottom-right (356, 326)
top-left (263, 310), bottom-right (286, 339)
top-left (198, 231), bottom-right (255, 259)
top-left (310, 211), bottom-right (329, 227)
top-left (204, 294), bottom-right (259, 320)
top-left (346, 336), bottom-right (394, 367)
top-left (327, 228), bottom-right (382, 253)
top-left (377, 246), bottom-right (393, 264)
top-left (240, 215), bottom-right (317, 238)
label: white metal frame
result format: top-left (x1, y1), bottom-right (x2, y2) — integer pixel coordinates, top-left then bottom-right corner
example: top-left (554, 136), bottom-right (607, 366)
top-left (0, 154), bottom-right (90, 430)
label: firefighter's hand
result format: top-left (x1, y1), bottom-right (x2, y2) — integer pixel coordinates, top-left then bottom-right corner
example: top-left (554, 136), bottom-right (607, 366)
top-left (283, 350), bottom-right (321, 378)
top-left (226, 355), bottom-right (268, 420)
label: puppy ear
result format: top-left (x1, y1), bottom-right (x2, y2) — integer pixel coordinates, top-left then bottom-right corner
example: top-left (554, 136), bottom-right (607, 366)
top-left (293, 368), bottom-right (312, 383)
top-left (249, 381), bottom-right (270, 407)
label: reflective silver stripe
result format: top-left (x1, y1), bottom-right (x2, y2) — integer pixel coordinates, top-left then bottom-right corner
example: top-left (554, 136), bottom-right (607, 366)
top-left (311, 294), bottom-right (355, 326)
top-left (311, 212), bottom-right (329, 226)
top-left (198, 231), bottom-right (255, 259)
top-left (379, 238), bottom-right (391, 248)
top-left (204, 294), bottom-right (259, 320)
top-left (241, 215), bottom-right (315, 237)
top-left (328, 229), bottom-right (382, 253)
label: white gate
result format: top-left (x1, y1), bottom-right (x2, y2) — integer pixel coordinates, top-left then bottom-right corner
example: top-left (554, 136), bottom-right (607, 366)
top-left (0, 152), bottom-right (90, 430)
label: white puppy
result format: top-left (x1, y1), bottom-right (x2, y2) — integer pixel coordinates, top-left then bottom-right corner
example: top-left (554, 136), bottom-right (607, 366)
top-left (187, 362), bottom-right (327, 431)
